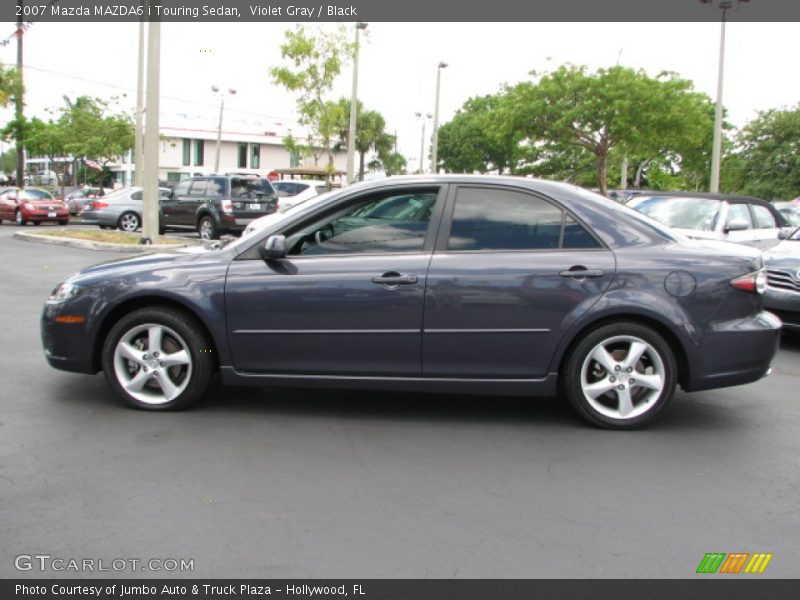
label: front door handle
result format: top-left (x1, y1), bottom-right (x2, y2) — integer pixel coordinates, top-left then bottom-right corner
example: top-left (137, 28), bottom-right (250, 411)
top-left (559, 267), bottom-right (605, 278)
top-left (371, 272), bottom-right (419, 287)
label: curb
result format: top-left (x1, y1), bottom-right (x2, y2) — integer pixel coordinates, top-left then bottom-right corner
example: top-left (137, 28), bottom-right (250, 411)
top-left (13, 230), bottom-right (201, 253)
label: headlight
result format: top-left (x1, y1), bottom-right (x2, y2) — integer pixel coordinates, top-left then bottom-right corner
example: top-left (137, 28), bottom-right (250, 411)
top-left (756, 269), bottom-right (767, 294)
top-left (48, 281), bottom-right (83, 303)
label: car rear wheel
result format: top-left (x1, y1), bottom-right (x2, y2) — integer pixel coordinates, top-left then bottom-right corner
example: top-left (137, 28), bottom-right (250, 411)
top-left (58, 220), bottom-right (69, 225)
top-left (118, 211), bottom-right (140, 232)
top-left (198, 215), bottom-right (219, 240)
top-left (15, 210), bottom-right (25, 226)
top-left (101, 307), bottom-right (215, 410)
top-left (564, 323), bottom-right (676, 429)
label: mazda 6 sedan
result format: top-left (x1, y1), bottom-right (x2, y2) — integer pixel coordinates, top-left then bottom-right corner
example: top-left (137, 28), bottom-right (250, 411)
top-left (41, 176), bottom-right (781, 429)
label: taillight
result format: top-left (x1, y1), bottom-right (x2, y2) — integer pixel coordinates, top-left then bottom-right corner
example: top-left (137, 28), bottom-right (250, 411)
top-left (91, 201), bottom-right (109, 209)
top-left (730, 269), bottom-right (767, 294)
top-left (221, 200), bottom-right (233, 214)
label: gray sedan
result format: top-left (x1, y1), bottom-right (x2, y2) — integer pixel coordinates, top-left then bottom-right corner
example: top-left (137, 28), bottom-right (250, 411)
top-left (79, 187), bottom-right (171, 231)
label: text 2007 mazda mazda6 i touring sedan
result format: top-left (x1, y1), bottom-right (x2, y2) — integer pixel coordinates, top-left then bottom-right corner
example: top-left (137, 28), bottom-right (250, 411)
top-left (41, 176), bottom-right (781, 429)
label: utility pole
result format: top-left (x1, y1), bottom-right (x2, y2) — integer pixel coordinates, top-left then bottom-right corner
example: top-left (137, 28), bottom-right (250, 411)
top-left (430, 62), bottom-right (448, 174)
top-left (709, 5), bottom-right (728, 193)
top-left (15, 0), bottom-right (25, 188)
top-left (142, 20), bottom-right (160, 241)
top-left (345, 22), bottom-right (368, 184)
top-left (134, 18), bottom-right (145, 186)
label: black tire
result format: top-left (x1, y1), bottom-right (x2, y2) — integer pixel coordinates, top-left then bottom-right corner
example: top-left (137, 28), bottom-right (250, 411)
top-left (117, 211), bottom-right (140, 232)
top-left (101, 306), bottom-right (215, 411)
top-left (58, 220), bottom-right (69, 226)
top-left (99, 225), bottom-right (110, 230)
top-left (563, 322), bottom-right (677, 430)
top-left (33, 221), bottom-right (41, 226)
top-left (14, 210), bottom-right (25, 226)
top-left (198, 215), bottom-right (219, 240)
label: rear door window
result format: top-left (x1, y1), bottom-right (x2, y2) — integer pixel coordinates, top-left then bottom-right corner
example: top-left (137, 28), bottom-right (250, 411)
top-left (726, 203), bottom-right (752, 229)
top-left (751, 204), bottom-right (777, 229)
top-left (447, 187), bottom-right (599, 251)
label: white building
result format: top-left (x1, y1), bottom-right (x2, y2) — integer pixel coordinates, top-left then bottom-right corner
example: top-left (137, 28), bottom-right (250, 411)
top-left (26, 124), bottom-right (347, 187)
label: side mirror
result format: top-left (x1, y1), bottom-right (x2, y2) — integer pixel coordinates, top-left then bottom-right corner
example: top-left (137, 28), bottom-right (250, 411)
top-left (725, 219), bottom-right (750, 233)
top-left (261, 234), bottom-right (286, 260)
top-left (778, 228), bottom-right (794, 240)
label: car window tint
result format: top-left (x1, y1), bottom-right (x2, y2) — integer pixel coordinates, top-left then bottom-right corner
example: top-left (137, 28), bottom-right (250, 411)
top-left (285, 190), bottom-right (438, 256)
top-left (172, 180), bottom-right (191, 197)
top-left (24, 189), bottom-right (51, 200)
top-left (751, 204), bottom-right (777, 229)
top-left (208, 178), bottom-right (225, 197)
top-left (189, 180), bottom-right (208, 196)
top-left (726, 203), bottom-right (752, 228)
top-left (448, 188), bottom-right (563, 251)
top-left (563, 215), bottom-right (602, 249)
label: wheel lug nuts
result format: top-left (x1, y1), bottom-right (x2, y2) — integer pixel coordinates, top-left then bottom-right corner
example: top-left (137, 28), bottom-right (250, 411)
top-left (153, 352), bottom-right (159, 357)
top-left (627, 367), bottom-right (633, 373)
top-left (142, 366), bottom-right (148, 372)
top-left (630, 379), bottom-right (635, 384)
top-left (609, 376), bottom-right (616, 382)
top-left (617, 384), bottom-right (624, 390)
top-left (614, 365), bottom-right (621, 372)
top-left (159, 361), bottom-right (165, 367)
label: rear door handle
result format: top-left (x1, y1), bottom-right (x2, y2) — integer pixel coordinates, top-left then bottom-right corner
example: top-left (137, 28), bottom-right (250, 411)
top-left (559, 268), bottom-right (605, 278)
top-left (371, 272), bottom-right (419, 286)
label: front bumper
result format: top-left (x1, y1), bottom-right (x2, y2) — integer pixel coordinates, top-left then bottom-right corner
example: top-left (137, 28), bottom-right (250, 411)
top-left (684, 310), bottom-right (782, 392)
top-left (25, 210), bottom-right (69, 222)
top-left (763, 287), bottom-right (800, 330)
top-left (41, 302), bottom-right (96, 374)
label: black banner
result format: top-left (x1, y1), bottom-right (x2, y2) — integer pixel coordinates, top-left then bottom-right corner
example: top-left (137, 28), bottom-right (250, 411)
top-left (3, 0), bottom-right (800, 23)
top-left (4, 580), bottom-right (800, 600)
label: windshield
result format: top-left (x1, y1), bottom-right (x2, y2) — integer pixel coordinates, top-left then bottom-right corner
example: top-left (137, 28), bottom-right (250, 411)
top-left (628, 196), bottom-right (722, 231)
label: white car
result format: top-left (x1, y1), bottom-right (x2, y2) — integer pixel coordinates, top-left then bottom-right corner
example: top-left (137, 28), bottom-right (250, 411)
top-left (627, 193), bottom-right (789, 249)
top-left (272, 180), bottom-right (328, 212)
top-left (242, 191), bottom-right (335, 237)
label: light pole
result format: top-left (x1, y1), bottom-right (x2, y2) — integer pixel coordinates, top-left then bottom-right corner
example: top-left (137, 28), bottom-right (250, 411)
top-left (346, 22), bottom-right (368, 184)
top-left (430, 62), bottom-right (448, 174)
top-left (414, 112), bottom-right (432, 174)
top-left (699, 0), bottom-right (749, 193)
top-left (212, 86), bottom-right (236, 173)
top-left (134, 19), bottom-right (145, 186)
top-left (141, 19), bottom-right (160, 241)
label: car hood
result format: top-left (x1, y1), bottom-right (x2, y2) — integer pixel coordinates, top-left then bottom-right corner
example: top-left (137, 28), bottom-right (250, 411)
top-left (763, 239), bottom-right (800, 267)
top-left (67, 244), bottom-right (232, 284)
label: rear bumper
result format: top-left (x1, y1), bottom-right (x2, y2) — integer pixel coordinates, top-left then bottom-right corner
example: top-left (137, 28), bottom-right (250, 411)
top-left (684, 311), bottom-right (782, 392)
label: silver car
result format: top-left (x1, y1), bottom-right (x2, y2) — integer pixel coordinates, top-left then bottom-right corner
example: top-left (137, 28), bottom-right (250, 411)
top-left (80, 186), bottom-right (171, 231)
top-left (763, 227), bottom-right (800, 332)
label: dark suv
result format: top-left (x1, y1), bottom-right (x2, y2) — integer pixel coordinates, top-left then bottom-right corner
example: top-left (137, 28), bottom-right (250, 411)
top-left (161, 175), bottom-right (277, 239)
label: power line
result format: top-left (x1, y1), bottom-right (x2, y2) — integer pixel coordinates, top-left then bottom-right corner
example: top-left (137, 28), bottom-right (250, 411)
top-left (0, 61), bottom-right (301, 125)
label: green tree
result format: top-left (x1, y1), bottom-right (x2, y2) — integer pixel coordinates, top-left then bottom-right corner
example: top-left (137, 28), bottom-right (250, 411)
top-left (0, 64), bottom-right (20, 107)
top-left (0, 147), bottom-right (16, 173)
top-left (270, 26), bottom-right (353, 176)
top-left (509, 65), bottom-right (713, 194)
top-left (377, 152), bottom-right (407, 176)
top-left (335, 98), bottom-right (395, 180)
top-left (437, 93), bottom-right (525, 174)
top-left (725, 105), bottom-right (800, 200)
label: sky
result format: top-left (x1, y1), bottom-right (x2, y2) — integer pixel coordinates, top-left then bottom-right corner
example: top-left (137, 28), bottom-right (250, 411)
top-left (1, 21), bottom-right (799, 170)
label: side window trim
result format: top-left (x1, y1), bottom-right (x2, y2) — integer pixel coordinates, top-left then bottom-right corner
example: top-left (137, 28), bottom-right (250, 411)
top-left (435, 184), bottom-right (606, 253)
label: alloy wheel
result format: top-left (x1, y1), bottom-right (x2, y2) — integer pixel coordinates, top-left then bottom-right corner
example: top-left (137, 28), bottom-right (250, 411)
top-left (119, 212), bottom-right (140, 232)
top-left (112, 323), bottom-right (193, 405)
top-left (579, 335), bottom-right (666, 421)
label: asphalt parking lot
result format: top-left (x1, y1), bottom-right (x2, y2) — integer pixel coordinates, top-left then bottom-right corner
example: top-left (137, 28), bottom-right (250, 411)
top-left (1, 222), bottom-right (798, 579)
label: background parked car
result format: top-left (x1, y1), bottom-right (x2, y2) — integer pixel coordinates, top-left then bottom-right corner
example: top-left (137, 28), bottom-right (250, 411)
top-left (627, 192), bottom-right (788, 248)
top-left (63, 186), bottom-right (113, 215)
top-left (272, 179), bottom-right (327, 212)
top-left (80, 186), bottom-right (172, 231)
top-left (773, 201), bottom-right (800, 227)
top-left (161, 175), bottom-right (277, 240)
top-left (0, 187), bottom-right (69, 225)
top-left (762, 226), bottom-right (800, 332)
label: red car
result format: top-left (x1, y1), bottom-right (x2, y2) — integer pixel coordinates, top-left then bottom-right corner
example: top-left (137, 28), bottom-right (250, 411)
top-left (0, 188), bottom-right (70, 225)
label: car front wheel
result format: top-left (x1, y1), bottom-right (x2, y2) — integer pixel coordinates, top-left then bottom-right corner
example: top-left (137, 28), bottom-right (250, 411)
top-left (563, 323), bottom-right (677, 429)
top-left (101, 307), bottom-right (215, 410)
